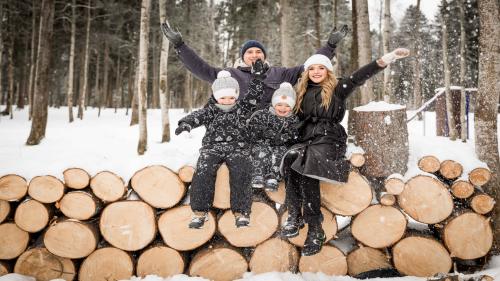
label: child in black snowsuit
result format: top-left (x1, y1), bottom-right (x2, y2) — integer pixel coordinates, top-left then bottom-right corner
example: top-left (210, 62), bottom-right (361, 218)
top-left (247, 82), bottom-right (299, 191)
top-left (175, 60), bottom-right (267, 229)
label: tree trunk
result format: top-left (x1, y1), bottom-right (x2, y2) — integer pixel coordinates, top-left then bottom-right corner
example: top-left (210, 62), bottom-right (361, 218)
top-left (313, 0), bottom-right (321, 49)
top-left (413, 0), bottom-right (422, 116)
top-left (26, 0), bottom-right (55, 145)
top-left (93, 48), bottom-right (100, 108)
top-left (0, 3), bottom-right (4, 115)
top-left (151, 32), bottom-right (159, 109)
top-left (8, 36), bottom-right (14, 119)
top-left (28, 0), bottom-right (37, 120)
top-left (442, 1), bottom-right (458, 140)
top-left (355, 0), bottom-right (374, 104)
top-left (158, 0), bottom-right (170, 142)
top-left (114, 55), bottom-right (121, 112)
top-left (279, 0), bottom-right (293, 67)
top-left (130, 62), bottom-right (139, 125)
top-left (332, 0), bottom-right (342, 76)
top-left (78, 0), bottom-right (91, 119)
top-left (66, 0), bottom-right (76, 123)
top-left (137, 0), bottom-right (151, 155)
top-left (459, 0), bottom-right (467, 141)
top-left (99, 41), bottom-right (109, 115)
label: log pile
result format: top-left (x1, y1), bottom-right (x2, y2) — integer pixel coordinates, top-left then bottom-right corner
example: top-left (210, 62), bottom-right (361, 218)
top-left (0, 155), bottom-right (495, 281)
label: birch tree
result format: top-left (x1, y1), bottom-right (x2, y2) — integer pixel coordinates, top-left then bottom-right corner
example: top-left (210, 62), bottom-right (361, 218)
top-left (66, 0), bottom-right (76, 122)
top-left (159, 0), bottom-right (170, 142)
top-left (137, 0), bottom-right (151, 155)
top-left (78, 0), bottom-right (91, 119)
top-left (412, 0), bottom-right (422, 118)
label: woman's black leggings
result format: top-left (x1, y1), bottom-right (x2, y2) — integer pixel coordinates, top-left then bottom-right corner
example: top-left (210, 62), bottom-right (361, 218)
top-left (282, 149), bottom-right (322, 225)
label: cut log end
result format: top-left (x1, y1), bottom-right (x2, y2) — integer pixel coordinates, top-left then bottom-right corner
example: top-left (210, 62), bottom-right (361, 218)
top-left (347, 247), bottom-right (392, 276)
top-left (59, 191), bottom-right (99, 220)
top-left (44, 220), bottom-right (98, 259)
top-left (349, 153), bottom-right (366, 167)
top-left (189, 247), bottom-right (248, 281)
top-left (14, 199), bottom-right (51, 233)
top-left (384, 178), bottom-right (405, 195)
top-left (178, 165), bottom-right (195, 183)
top-left (0, 174), bottom-right (28, 201)
top-left (28, 175), bottom-right (65, 203)
top-left (471, 194), bottom-right (495, 215)
top-left (468, 168), bottom-right (491, 187)
top-left (418, 156), bottom-right (441, 173)
top-left (0, 200), bottom-right (10, 224)
top-left (63, 168), bottom-right (90, 189)
top-left (0, 223), bottom-right (29, 259)
top-left (451, 180), bottom-right (474, 199)
top-left (14, 248), bottom-right (76, 281)
top-left (249, 238), bottom-right (299, 274)
top-left (439, 160), bottom-right (463, 180)
top-left (380, 194), bottom-right (396, 206)
top-left (137, 246), bottom-right (184, 278)
top-left (79, 247), bottom-right (134, 281)
top-left (90, 171), bottom-right (126, 202)
top-left (0, 261), bottom-right (9, 276)
top-left (299, 245), bottom-right (347, 275)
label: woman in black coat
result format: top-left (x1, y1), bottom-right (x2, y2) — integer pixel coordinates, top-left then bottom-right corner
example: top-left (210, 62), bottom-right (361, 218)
top-left (282, 48), bottom-right (410, 256)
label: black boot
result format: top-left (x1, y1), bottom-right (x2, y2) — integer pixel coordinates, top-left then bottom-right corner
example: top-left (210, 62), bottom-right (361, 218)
top-left (251, 176), bottom-right (264, 188)
top-left (264, 177), bottom-right (278, 192)
top-left (188, 212), bottom-right (208, 229)
top-left (302, 225), bottom-right (326, 256)
top-left (281, 215), bottom-right (304, 238)
top-left (234, 212), bottom-right (250, 228)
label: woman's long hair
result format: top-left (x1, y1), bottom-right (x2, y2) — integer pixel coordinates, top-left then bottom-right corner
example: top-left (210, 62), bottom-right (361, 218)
top-left (294, 68), bottom-right (338, 113)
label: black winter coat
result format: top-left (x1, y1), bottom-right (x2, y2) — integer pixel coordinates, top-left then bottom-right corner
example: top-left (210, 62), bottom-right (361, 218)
top-left (247, 108), bottom-right (300, 147)
top-left (175, 43), bottom-right (335, 106)
top-left (178, 79), bottom-right (263, 149)
top-left (286, 60), bottom-right (385, 183)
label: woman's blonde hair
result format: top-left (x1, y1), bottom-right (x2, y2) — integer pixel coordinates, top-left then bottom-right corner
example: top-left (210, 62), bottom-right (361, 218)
top-left (294, 68), bottom-right (338, 113)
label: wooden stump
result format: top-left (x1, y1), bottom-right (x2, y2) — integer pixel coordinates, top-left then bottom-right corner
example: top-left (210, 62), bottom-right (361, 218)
top-left (28, 175), bottom-right (65, 203)
top-left (214, 164), bottom-right (230, 209)
top-left (320, 170), bottom-right (372, 216)
top-left (14, 248), bottom-right (76, 281)
top-left (468, 168), bottom-right (491, 187)
top-left (451, 180), bottom-right (474, 199)
top-left (136, 246), bottom-right (185, 278)
top-left (218, 202), bottom-right (278, 247)
top-left (299, 245), bottom-right (347, 275)
top-left (0, 174), bottom-right (28, 201)
top-left (347, 246), bottom-right (392, 276)
top-left (0, 223), bottom-right (29, 259)
top-left (350, 105), bottom-right (409, 177)
top-left (265, 181), bottom-right (285, 204)
top-left (63, 168), bottom-right (90, 189)
top-left (249, 238), bottom-right (299, 274)
top-left (418, 156), bottom-right (441, 173)
top-left (0, 261), bottom-right (9, 276)
top-left (439, 160), bottom-right (463, 180)
top-left (0, 200), bottom-right (10, 223)
top-left (349, 153), bottom-right (366, 167)
top-left (90, 171), bottom-right (126, 202)
top-left (79, 247), bottom-right (134, 281)
top-left (398, 175), bottom-right (454, 224)
top-left (100, 201), bottom-right (156, 251)
top-left (158, 205), bottom-right (216, 251)
top-left (130, 165), bottom-right (186, 208)
top-left (443, 212), bottom-right (492, 259)
top-left (471, 193), bottom-right (495, 215)
top-left (384, 176), bottom-right (405, 195)
top-left (178, 165), bottom-right (195, 183)
top-left (392, 236), bottom-right (452, 277)
top-left (189, 247), bottom-right (248, 281)
top-left (59, 191), bottom-right (101, 220)
top-left (44, 219), bottom-right (98, 259)
top-left (281, 207), bottom-right (337, 247)
top-left (14, 199), bottom-right (52, 232)
top-left (351, 205), bottom-right (406, 248)
top-left (380, 194), bottom-right (396, 206)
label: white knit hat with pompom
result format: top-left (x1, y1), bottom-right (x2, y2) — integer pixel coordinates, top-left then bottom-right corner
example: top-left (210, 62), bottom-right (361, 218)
top-left (212, 70), bottom-right (240, 100)
top-left (272, 82), bottom-right (296, 108)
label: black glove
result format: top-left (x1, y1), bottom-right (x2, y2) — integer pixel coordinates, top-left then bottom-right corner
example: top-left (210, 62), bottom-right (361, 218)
top-left (175, 123), bottom-right (191, 135)
top-left (161, 21), bottom-right (184, 48)
top-left (327, 24), bottom-right (349, 47)
top-left (251, 59), bottom-right (268, 80)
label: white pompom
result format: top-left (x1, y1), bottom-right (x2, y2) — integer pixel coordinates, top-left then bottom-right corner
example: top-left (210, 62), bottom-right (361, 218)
top-left (279, 82), bottom-right (293, 90)
top-left (217, 70), bottom-right (231, 78)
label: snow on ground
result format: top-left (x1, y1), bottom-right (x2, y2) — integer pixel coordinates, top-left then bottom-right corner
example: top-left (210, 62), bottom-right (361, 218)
top-left (0, 105), bottom-right (499, 281)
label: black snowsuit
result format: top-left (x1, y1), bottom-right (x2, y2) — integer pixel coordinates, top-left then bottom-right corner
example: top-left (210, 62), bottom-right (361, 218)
top-left (283, 60), bottom-right (385, 225)
top-left (179, 79), bottom-right (264, 215)
top-left (174, 43), bottom-right (336, 106)
top-left (247, 108), bottom-right (299, 182)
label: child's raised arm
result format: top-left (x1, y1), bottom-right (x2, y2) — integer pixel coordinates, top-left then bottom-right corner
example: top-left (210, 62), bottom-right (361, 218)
top-left (239, 59), bottom-right (267, 112)
top-left (176, 106), bottom-right (216, 135)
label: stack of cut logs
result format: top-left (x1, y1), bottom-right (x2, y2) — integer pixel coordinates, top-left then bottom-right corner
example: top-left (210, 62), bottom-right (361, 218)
top-left (0, 153), bottom-right (494, 281)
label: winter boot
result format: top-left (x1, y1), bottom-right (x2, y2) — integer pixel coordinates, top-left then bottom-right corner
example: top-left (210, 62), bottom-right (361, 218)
top-left (281, 215), bottom-right (304, 238)
top-left (251, 176), bottom-right (264, 188)
top-left (302, 224), bottom-right (326, 256)
top-left (264, 177), bottom-right (279, 192)
top-left (234, 212), bottom-right (250, 228)
top-left (188, 211), bottom-right (208, 229)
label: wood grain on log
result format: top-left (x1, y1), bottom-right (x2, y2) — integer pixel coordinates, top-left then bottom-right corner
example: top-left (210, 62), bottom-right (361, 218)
top-left (79, 247), bottom-right (134, 281)
top-left (0, 223), bottom-right (29, 259)
top-left (0, 261), bottom-right (9, 276)
top-left (351, 205), bottom-right (406, 248)
top-left (189, 247), bottom-right (248, 281)
top-left (443, 212), bottom-right (492, 259)
top-left (131, 165), bottom-right (185, 208)
top-left (14, 248), bottom-right (75, 281)
top-left (59, 191), bottom-right (101, 220)
top-left (398, 175), bottom-right (454, 224)
top-left (281, 207), bottom-right (337, 247)
top-left (218, 201), bottom-right (278, 247)
top-left (384, 177), bottom-right (405, 195)
top-left (393, 236), bottom-right (452, 277)
top-left (178, 165), bottom-right (195, 183)
top-left (28, 175), bottom-right (65, 203)
top-left (14, 199), bottom-right (52, 232)
top-left (0, 174), bottom-right (28, 201)
top-left (380, 194), bottom-right (396, 206)
top-left (347, 246), bottom-right (392, 276)
top-left (90, 171), bottom-right (126, 202)
top-left (63, 168), bottom-right (90, 189)
top-left (0, 200), bottom-right (10, 223)
top-left (451, 180), bottom-right (474, 199)
top-left (439, 160), bottom-right (463, 180)
top-left (320, 170), bottom-right (372, 216)
top-left (100, 201), bottom-right (156, 251)
top-left (249, 238), bottom-right (299, 274)
top-left (418, 156), bottom-right (441, 173)
top-left (349, 153), bottom-right (366, 167)
top-left (468, 168), bottom-right (491, 187)
top-left (158, 205), bottom-right (216, 251)
top-left (214, 164), bottom-right (230, 209)
top-left (470, 193), bottom-right (495, 215)
top-left (265, 181), bottom-right (285, 204)
top-left (299, 245), bottom-right (347, 275)
top-left (136, 246), bottom-right (184, 278)
top-left (44, 219), bottom-right (98, 259)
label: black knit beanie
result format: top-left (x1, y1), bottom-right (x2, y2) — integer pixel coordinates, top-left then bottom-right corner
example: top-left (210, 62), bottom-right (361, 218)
top-left (240, 40), bottom-right (267, 59)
